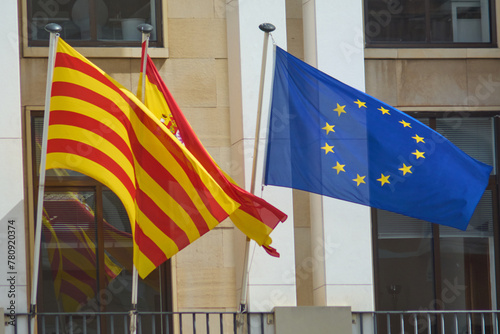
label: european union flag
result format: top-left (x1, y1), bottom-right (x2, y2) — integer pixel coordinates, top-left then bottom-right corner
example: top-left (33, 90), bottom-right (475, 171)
top-left (264, 47), bottom-right (492, 230)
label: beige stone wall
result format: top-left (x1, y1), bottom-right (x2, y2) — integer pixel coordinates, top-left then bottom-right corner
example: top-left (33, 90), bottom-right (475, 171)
top-left (164, 0), bottom-right (236, 313)
top-left (365, 57), bottom-right (500, 108)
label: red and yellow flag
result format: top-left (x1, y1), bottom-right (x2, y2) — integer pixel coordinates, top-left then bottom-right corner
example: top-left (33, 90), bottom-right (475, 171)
top-left (137, 43), bottom-right (287, 256)
top-left (46, 38), bottom-right (240, 278)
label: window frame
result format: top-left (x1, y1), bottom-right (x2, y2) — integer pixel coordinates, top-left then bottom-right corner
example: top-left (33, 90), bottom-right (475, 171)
top-left (25, 109), bottom-right (173, 324)
top-left (20, 0), bottom-right (169, 58)
top-left (372, 111), bottom-right (500, 314)
top-left (364, 0), bottom-right (498, 48)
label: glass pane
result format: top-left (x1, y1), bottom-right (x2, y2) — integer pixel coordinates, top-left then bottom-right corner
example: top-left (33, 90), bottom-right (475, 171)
top-left (39, 190), bottom-right (166, 330)
top-left (375, 115), bottom-right (496, 331)
top-left (376, 211), bottom-right (436, 333)
top-left (365, 0), bottom-right (491, 44)
top-left (40, 191), bottom-right (98, 314)
top-left (101, 190), bottom-right (165, 331)
top-left (430, 0), bottom-right (453, 42)
top-left (439, 190), bottom-right (495, 324)
top-left (430, 0), bottom-right (490, 43)
top-left (376, 236), bottom-right (436, 310)
top-left (101, 189), bottom-right (164, 312)
top-left (440, 190), bottom-right (493, 237)
top-left (365, 0), bottom-right (426, 43)
top-left (439, 235), bottom-right (495, 331)
top-left (440, 237), bottom-right (493, 309)
top-left (33, 116), bottom-right (87, 178)
top-left (377, 211), bottom-right (435, 311)
top-left (30, 0), bottom-right (74, 40)
top-left (450, 0), bottom-right (491, 42)
top-left (378, 210), bottom-right (433, 239)
top-left (436, 117), bottom-right (495, 171)
top-left (105, 0), bottom-right (158, 41)
top-left (430, 0), bottom-right (492, 43)
top-left (29, 0), bottom-right (159, 42)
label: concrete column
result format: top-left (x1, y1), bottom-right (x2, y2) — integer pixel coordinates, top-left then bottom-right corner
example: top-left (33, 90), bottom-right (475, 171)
top-left (302, 0), bottom-right (375, 311)
top-left (0, 2), bottom-right (29, 333)
top-left (226, 0), bottom-right (297, 311)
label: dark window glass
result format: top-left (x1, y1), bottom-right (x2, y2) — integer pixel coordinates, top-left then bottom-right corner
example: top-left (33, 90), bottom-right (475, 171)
top-left (376, 211), bottom-right (435, 312)
top-left (32, 114), bottom-right (171, 333)
top-left (374, 116), bottom-right (497, 333)
top-left (28, 0), bottom-right (162, 46)
top-left (365, 0), bottom-right (426, 42)
top-left (365, 0), bottom-right (492, 46)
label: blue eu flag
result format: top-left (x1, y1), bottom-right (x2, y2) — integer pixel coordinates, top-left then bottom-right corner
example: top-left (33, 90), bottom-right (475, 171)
top-left (264, 47), bottom-right (492, 230)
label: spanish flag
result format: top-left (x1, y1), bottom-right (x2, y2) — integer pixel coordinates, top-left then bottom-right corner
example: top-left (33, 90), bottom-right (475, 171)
top-left (46, 38), bottom-right (240, 278)
top-left (137, 42), bottom-right (287, 256)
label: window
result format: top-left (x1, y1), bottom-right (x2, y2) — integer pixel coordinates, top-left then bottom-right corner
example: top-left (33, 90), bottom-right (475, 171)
top-left (373, 115), bottom-right (498, 333)
top-left (30, 112), bottom-right (172, 332)
top-left (364, 0), bottom-right (494, 47)
top-left (28, 0), bottom-right (162, 46)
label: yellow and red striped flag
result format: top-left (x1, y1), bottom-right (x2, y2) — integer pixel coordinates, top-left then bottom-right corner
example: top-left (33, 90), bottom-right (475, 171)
top-left (46, 38), bottom-right (240, 278)
top-left (137, 43), bottom-right (287, 256)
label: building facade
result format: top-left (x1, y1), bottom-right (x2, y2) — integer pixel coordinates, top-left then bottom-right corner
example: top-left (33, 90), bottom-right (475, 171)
top-left (0, 0), bottom-right (498, 333)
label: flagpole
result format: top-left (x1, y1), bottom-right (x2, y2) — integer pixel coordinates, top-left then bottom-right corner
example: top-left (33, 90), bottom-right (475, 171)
top-left (238, 22), bottom-right (276, 315)
top-left (30, 23), bottom-right (61, 334)
top-left (128, 23), bottom-right (154, 334)
top-left (138, 23), bottom-right (153, 102)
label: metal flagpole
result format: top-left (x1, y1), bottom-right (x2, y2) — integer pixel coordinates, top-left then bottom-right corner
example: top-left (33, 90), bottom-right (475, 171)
top-left (129, 23), bottom-right (154, 334)
top-left (139, 23), bottom-right (154, 103)
top-left (238, 22), bottom-right (276, 316)
top-left (30, 23), bottom-right (62, 334)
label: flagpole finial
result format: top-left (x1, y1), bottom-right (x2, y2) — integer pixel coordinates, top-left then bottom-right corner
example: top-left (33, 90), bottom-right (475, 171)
top-left (137, 23), bottom-right (154, 34)
top-left (44, 23), bottom-right (62, 34)
top-left (259, 23), bottom-right (275, 33)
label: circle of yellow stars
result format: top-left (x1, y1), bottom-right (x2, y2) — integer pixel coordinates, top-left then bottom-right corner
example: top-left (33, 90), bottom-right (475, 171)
top-left (321, 99), bottom-right (426, 188)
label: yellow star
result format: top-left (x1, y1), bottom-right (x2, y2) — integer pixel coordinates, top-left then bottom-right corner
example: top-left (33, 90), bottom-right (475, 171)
top-left (322, 123), bottom-right (335, 134)
top-left (354, 99), bottom-right (367, 108)
top-left (377, 174), bottom-right (391, 186)
top-left (352, 174), bottom-right (366, 186)
top-left (332, 162), bottom-right (345, 174)
top-left (399, 120), bottom-right (412, 128)
top-left (334, 103), bottom-right (347, 117)
top-left (378, 106), bottom-right (390, 115)
top-left (412, 134), bottom-right (425, 143)
top-left (321, 143), bottom-right (334, 155)
top-left (412, 150), bottom-right (425, 159)
top-left (399, 164), bottom-right (413, 175)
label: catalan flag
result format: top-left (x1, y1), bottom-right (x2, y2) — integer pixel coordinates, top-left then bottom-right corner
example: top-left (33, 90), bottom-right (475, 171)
top-left (137, 42), bottom-right (287, 256)
top-left (265, 46), bottom-right (492, 230)
top-left (42, 193), bottom-right (122, 312)
top-left (46, 38), bottom-right (240, 278)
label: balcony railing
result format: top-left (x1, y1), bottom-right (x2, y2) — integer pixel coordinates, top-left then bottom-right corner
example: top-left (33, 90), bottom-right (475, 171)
top-left (353, 310), bottom-right (500, 334)
top-left (7, 309), bottom-right (500, 333)
top-left (9, 311), bottom-right (274, 334)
